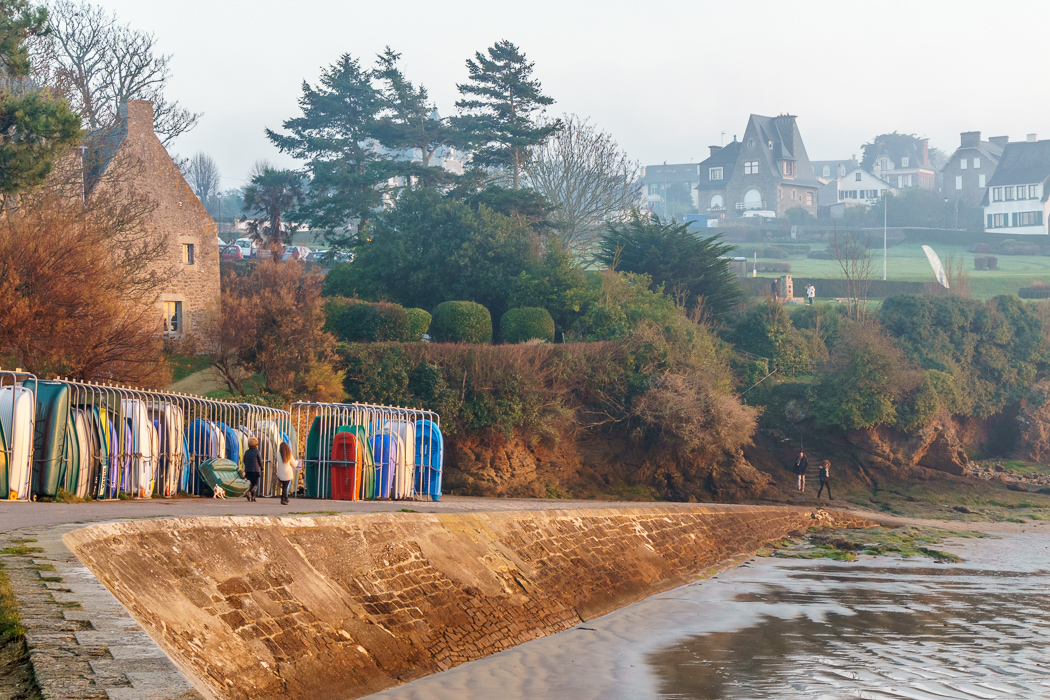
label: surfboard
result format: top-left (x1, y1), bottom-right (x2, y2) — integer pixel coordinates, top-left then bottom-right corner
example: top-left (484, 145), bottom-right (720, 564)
top-left (0, 386), bottom-right (35, 500)
top-left (255, 420), bottom-right (283, 498)
top-left (150, 403), bottom-right (184, 498)
top-left (73, 409), bottom-right (93, 498)
top-left (382, 420), bottom-right (416, 499)
top-left (122, 399), bottom-right (158, 499)
top-left (33, 381), bottom-right (70, 500)
top-left (329, 431), bottom-right (358, 500)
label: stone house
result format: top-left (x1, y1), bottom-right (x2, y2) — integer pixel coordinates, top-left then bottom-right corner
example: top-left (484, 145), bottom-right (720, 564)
top-left (942, 131), bottom-right (1008, 206)
top-left (983, 136), bottom-right (1050, 235)
top-left (723, 114), bottom-right (821, 217)
top-left (693, 140), bottom-right (741, 221)
top-left (85, 100), bottom-right (220, 346)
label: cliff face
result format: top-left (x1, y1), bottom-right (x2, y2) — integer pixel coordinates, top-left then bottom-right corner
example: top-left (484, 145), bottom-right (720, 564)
top-left (64, 507), bottom-right (876, 700)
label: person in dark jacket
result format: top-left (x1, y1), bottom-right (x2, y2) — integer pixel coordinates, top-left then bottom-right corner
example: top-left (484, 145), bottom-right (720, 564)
top-left (242, 436), bottom-right (262, 502)
top-left (793, 451), bottom-right (808, 492)
top-left (771, 278), bottom-right (780, 301)
top-left (817, 459), bottom-right (832, 500)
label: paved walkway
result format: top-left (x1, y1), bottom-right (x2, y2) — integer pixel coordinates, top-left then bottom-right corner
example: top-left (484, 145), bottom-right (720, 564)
top-left (0, 496), bottom-right (717, 699)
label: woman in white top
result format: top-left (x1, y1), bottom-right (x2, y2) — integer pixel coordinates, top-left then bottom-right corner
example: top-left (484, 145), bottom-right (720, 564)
top-left (276, 442), bottom-right (299, 505)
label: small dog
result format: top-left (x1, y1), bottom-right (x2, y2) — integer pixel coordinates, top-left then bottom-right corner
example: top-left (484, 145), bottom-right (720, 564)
top-left (213, 485), bottom-right (226, 499)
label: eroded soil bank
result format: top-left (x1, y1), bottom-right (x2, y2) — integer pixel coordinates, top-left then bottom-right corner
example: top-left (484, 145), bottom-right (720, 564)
top-left (63, 506), bottom-right (873, 700)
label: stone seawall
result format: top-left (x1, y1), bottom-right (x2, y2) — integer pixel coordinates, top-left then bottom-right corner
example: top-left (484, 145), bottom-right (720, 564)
top-left (63, 506), bottom-right (876, 700)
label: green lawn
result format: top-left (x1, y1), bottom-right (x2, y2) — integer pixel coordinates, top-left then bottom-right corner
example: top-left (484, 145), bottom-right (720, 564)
top-left (737, 242), bottom-right (1050, 299)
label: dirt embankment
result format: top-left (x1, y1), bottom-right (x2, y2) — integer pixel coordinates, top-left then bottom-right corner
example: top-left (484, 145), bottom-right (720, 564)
top-left (64, 507), bottom-right (874, 700)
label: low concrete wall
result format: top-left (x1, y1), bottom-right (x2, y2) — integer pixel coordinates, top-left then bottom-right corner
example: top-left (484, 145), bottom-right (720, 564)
top-left (64, 506), bottom-right (875, 700)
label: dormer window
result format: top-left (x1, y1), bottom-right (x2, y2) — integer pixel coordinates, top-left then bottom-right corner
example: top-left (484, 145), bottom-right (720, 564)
top-left (823, 165), bottom-right (830, 177)
top-left (782, 161), bottom-right (793, 176)
top-left (838, 164), bottom-right (846, 176)
top-left (709, 166), bottom-right (723, 181)
top-left (901, 156), bottom-right (910, 167)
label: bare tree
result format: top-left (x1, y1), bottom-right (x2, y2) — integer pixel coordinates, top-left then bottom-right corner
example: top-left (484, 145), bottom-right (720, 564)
top-left (32, 1), bottom-right (200, 145)
top-left (831, 231), bottom-right (875, 321)
top-left (183, 152), bottom-right (221, 208)
top-left (524, 114), bottom-right (639, 260)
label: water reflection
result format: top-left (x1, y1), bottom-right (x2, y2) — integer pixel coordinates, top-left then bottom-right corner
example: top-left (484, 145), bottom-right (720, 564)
top-left (650, 563), bottom-right (1050, 699)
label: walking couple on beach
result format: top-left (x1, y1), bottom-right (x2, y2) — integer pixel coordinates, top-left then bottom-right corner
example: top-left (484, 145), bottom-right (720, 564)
top-left (794, 451), bottom-right (832, 499)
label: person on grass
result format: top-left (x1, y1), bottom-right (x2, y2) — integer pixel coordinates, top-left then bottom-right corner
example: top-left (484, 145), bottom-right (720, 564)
top-left (794, 451), bottom-right (808, 492)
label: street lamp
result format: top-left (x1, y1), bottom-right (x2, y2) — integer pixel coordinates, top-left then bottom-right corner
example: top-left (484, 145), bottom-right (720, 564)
top-left (883, 190), bottom-right (888, 281)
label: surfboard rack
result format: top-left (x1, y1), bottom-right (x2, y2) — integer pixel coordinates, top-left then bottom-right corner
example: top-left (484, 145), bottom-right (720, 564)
top-left (0, 370), bottom-right (39, 501)
top-left (291, 402), bottom-right (442, 502)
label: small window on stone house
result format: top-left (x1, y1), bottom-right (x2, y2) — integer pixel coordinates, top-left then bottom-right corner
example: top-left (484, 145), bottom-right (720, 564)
top-left (960, 159), bottom-right (967, 169)
top-left (163, 301), bottom-right (182, 335)
top-left (974, 157), bottom-right (981, 169)
top-left (182, 244), bottom-right (195, 265)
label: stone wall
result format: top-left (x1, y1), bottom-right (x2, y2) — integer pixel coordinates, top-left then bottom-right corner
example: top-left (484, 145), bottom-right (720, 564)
top-left (64, 506), bottom-right (876, 700)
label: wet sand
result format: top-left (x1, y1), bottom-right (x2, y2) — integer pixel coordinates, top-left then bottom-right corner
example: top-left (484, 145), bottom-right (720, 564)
top-left (368, 521), bottom-right (1050, 699)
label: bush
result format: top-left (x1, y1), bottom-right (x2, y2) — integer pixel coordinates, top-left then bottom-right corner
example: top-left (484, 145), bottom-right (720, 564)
top-left (755, 262), bottom-right (791, 273)
top-left (430, 301), bottom-right (493, 344)
top-left (406, 308), bottom-right (432, 340)
top-left (500, 307), bottom-right (555, 343)
top-left (974, 255), bottom-right (998, 271)
top-left (334, 301), bottom-right (411, 342)
top-left (806, 250), bottom-right (835, 260)
top-left (322, 296), bottom-right (354, 335)
top-left (756, 246), bottom-right (789, 259)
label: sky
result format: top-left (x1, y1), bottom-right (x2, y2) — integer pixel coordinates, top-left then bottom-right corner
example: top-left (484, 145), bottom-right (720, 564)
top-left (90, 0), bottom-right (1050, 190)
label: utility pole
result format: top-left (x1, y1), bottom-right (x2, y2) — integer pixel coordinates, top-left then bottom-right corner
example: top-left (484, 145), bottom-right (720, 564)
top-left (883, 191), bottom-right (888, 281)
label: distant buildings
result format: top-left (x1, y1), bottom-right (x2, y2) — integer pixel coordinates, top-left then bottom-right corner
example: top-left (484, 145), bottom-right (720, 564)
top-left (942, 131), bottom-right (1007, 206)
top-left (694, 141), bottom-right (741, 219)
top-left (818, 167), bottom-right (894, 214)
top-left (812, 158), bottom-right (858, 185)
top-left (983, 135), bottom-right (1050, 235)
top-left (638, 162), bottom-right (704, 219)
top-left (868, 135), bottom-right (936, 190)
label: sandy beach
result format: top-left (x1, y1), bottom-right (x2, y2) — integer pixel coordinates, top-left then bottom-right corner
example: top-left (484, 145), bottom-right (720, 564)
top-left (368, 520), bottom-right (1050, 699)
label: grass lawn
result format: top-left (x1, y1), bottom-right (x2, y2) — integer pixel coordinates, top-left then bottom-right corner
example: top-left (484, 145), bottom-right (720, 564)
top-left (736, 241), bottom-right (1050, 299)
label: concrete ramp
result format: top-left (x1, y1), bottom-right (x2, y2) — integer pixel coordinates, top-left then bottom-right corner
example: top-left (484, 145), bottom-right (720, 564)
top-left (63, 506), bottom-right (875, 700)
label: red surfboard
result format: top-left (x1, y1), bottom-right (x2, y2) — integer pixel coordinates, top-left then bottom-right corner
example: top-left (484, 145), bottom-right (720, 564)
top-left (330, 432), bottom-right (358, 501)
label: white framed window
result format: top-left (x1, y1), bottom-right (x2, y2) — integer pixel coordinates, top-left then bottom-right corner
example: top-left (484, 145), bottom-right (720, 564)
top-left (806, 191), bottom-right (813, 206)
top-left (1018, 211), bottom-right (1043, 226)
top-left (744, 160), bottom-right (759, 175)
top-left (855, 172), bottom-right (862, 181)
top-left (979, 174), bottom-right (986, 188)
top-left (709, 194), bottom-right (724, 210)
top-left (992, 187), bottom-right (1002, 201)
top-left (838, 164), bottom-right (846, 176)
top-left (1031, 184), bottom-right (1041, 199)
top-left (648, 184), bottom-right (659, 195)
top-left (822, 165), bottom-right (830, 177)
top-left (955, 176), bottom-right (962, 190)
top-left (783, 161), bottom-right (793, 176)
top-left (1005, 186), bottom-right (1015, 200)
top-left (181, 243), bottom-right (195, 265)
top-left (709, 166), bottom-right (723, 181)
top-left (960, 158), bottom-right (967, 169)
top-left (973, 157), bottom-right (981, 169)
top-left (901, 156), bottom-right (910, 167)
top-left (163, 301), bottom-right (183, 335)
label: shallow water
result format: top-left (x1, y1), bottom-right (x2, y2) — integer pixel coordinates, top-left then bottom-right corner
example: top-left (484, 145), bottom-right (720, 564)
top-left (370, 530), bottom-right (1050, 700)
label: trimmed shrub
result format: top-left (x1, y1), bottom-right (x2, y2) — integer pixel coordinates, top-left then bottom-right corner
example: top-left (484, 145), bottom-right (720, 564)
top-left (334, 301), bottom-right (411, 342)
top-left (430, 301), bottom-right (492, 344)
top-left (500, 307), bottom-right (555, 344)
top-left (974, 255), bottom-right (998, 271)
top-left (406, 308), bottom-right (432, 340)
top-left (322, 296), bottom-right (354, 335)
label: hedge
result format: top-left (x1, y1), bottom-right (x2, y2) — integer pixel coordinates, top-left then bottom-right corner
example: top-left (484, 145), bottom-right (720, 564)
top-left (406, 308), bottom-right (432, 340)
top-left (1019, 287), bottom-right (1050, 299)
top-left (500, 307), bottom-right (555, 344)
top-left (430, 301), bottom-right (492, 343)
top-left (334, 301), bottom-right (411, 342)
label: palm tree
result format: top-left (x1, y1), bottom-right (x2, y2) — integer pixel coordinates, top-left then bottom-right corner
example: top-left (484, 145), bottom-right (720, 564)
top-left (242, 167), bottom-right (305, 260)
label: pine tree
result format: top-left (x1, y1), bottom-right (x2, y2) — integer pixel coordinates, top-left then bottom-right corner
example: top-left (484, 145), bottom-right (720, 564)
top-left (455, 40), bottom-right (558, 190)
top-left (0, 1), bottom-right (81, 213)
top-left (265, 54), bottom-right (385, 248)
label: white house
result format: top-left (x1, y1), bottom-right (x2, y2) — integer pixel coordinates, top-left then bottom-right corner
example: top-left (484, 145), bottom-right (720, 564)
top-left (983, 136), bottom-right (1050, 235)
top-left (833, 168), bottom-right (894, 207)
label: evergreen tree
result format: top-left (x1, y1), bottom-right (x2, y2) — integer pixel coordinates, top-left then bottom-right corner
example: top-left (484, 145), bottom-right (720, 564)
top-left (455, 40), bottom-right (558, 190)
top-left (242, 168), bottom-right (306, 259)
top-left (265, 54), bottom-right (385, 248)
top-left (599, 213), bottom-right (743, 323)
top-left (0, 1), bottom-right (81, 212)
top-left (373, 47), bottom-right (462, 187)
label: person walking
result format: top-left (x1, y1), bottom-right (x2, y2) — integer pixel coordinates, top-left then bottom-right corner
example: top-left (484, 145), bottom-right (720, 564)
top-left (276, 442), bottom-right (299, 505)
top-left (793, 451), bottom-right (808, 492)
top-left (243, 436), bottom-right (262, 502)
top-left (771, 277), bottom-right (780, 301)
top-left (817, 460), bottom-right (832, 500)
top-left (806, 284), bottom-right (815, 305)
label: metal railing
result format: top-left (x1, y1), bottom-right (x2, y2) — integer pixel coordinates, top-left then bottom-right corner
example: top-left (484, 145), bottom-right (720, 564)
top-left (291, 402), bottom-right (442, 502)
top-left (0, 370), bottom-right (38, 501)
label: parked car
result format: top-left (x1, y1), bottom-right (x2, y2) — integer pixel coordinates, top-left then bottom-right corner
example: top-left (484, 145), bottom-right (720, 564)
top-left (233, 237), bottom-right (254, 257)
top-left (306, 249), bottom-right (328, 262)
top-left (219, 244), bottom-right (242, 260)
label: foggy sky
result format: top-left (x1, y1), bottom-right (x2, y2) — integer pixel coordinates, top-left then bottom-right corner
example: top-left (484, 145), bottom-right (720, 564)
top-left (90, 0), bottom-right (1050, 189)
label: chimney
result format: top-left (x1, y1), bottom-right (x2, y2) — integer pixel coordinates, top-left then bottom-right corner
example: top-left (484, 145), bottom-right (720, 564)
top-left (122, 100), bottom-right (155, 134)
top-left (709, 145), bottom-right (722, 157)
top-left (988, 135), bottom-right (1009, 149)
top-left (774, 114), bottom-right (796, 154)
top-left (960, 131), bottom-right (980, 148)
top-left (921, 138), bottom-right (929, 167)
top-left (1028, 133), bottom-right (1039, 143)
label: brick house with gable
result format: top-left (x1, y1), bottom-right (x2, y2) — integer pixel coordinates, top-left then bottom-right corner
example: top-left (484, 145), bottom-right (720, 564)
top-left (85, 100), bottom-right (220, 346)
top-left (723, 114), bottom-right (821, 217)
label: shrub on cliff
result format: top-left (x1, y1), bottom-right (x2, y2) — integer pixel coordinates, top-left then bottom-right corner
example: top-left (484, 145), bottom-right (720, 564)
top-left (406, 308), bottom-right (431, 340)
top-left (811, 322), bottom-right (920, 430)
top-left (570, 271), bottom-right (682, 341)
top-left (430, 301), bottom-right (493, 344)
top-left (333, 301), bottom-right (411, 342)
top-left (508, 243), bottom-right (597, 334)
top-left (731, 301), bottom-right (811, 377)
top-left (500, 307), bottom-right (555, 344)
